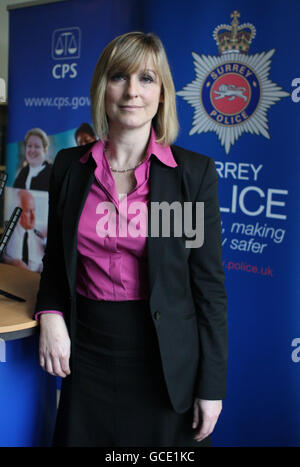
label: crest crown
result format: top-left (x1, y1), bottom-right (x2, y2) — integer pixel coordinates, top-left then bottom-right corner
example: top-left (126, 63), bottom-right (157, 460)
top-left (213, 10), bottom-right (256, 55)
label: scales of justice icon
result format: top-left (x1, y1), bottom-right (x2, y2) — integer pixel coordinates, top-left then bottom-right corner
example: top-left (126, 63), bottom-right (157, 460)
top-left (54, 31), bottom-right (78, 57)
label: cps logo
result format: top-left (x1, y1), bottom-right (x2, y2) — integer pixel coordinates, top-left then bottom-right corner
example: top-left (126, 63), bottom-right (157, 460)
top-left (51, 27), bottom-right (81, 79)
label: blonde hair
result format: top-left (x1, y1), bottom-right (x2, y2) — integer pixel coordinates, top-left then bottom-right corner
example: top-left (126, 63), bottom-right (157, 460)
top-left (90, 31), bottom-right (179, 145)
top-left (24, 128), bottom-right (49, 149)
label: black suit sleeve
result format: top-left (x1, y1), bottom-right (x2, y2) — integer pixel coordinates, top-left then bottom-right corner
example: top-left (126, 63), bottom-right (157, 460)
top-left (189, 157), bottom-right (228, 400)
top-left (33, 151), bottom-right (70, 321)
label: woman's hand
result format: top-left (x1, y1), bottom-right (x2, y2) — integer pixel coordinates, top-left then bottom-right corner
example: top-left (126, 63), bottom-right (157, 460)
top-left (192, 398), bottom-right (222, 442)
top-left (39, 313), bottom-right (71, 378)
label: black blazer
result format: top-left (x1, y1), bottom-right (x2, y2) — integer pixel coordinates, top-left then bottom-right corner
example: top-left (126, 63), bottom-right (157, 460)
top-left (13, 161), bottom-right (52, 191)
top-left (34, 142), bottom-right (228, 414)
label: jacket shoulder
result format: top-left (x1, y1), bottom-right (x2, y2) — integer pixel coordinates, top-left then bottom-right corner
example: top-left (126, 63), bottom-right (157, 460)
top-left (13, 165), bottom-right (29, 187)
top-left (52, 142), bottom-right (94, 177)
top-left (170, 144), bottom-right (212, 170)
top-left (170, 144), bottom-right (218, 198)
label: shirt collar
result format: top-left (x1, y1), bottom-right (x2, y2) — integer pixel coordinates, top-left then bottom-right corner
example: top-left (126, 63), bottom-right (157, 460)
top-left (28, 161), bottom-right (46, 176)
top-left (79, 127), bottom-right (177, 168)
top-left (17, 223), bottom-right (27, 235)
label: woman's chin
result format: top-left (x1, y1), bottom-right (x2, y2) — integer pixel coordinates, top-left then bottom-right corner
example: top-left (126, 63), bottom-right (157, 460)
top-left (111, 119), bottom-right (151, 133)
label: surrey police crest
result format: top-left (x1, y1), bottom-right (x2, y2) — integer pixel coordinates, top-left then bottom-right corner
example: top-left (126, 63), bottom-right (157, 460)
top-left (177, 11), bottom-right (289, 154)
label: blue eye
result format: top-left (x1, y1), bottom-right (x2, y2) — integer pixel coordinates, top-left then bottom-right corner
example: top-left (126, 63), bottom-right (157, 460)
top-left (110, 73), bottom-right (126, 81)
top-left (140, 74), bottom-right (153, 83)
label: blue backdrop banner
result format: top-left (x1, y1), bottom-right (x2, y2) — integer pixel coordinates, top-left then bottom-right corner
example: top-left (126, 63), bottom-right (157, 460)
top-left (4, 0), bottom-right (300, 447)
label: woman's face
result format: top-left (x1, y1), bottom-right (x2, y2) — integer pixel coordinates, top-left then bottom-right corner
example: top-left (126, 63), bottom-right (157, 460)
top-left (25, 135), bottom-right (47, 167)
top-left (105, 56), bottom-right (163, 133)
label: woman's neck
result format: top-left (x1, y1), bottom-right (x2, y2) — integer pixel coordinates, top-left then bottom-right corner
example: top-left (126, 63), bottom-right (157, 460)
top-left (105, 124), bottom-right (151, 170)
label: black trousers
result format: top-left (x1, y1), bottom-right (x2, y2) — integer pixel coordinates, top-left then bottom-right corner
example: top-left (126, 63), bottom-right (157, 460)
top-left (53, 294), bottom-right (211, 447)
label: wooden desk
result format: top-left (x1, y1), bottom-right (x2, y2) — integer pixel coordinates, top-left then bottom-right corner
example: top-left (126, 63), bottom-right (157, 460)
top-left (0, 263), bottom-right (39, 340)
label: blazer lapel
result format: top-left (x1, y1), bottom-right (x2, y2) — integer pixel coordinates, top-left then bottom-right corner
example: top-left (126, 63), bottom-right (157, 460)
top-left (147, 157), bottom-right (182, 299)
top-left (62, 155), bottom-right (96, 295)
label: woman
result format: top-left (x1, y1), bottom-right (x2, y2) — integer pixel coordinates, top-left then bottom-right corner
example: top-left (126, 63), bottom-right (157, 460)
top-left (13, 128), bottom-right (52, 192)
top-left (35, 31), bottom-right (228, 447)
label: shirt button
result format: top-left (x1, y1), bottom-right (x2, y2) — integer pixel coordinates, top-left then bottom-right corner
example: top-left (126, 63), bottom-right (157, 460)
top-left (154, 311), bottom-right (161, 320)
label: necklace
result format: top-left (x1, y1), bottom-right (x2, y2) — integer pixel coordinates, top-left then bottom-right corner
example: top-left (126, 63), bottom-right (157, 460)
top-left (105, 151), bottom-right (146, 173)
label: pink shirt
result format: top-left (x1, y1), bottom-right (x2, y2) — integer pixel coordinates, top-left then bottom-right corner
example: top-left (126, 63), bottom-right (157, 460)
top-left (35, 129), bottom-right (177, 318)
